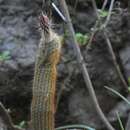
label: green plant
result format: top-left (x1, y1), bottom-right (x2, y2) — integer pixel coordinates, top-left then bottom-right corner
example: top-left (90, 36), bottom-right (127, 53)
top-left (99, 10), bottom-right (108, 18)
top-left (75, 33), bottom-right (89, 46)
top-left (105, 86), bottom-right (130, 105)
top-left (15, 121), bottom-right (26, 129)
top-left (0, 51), bottom-right (11, 61)
top-left (116, 112), bottom-right (125, 130)
top-left (105, 86), bottom-right (129, 130)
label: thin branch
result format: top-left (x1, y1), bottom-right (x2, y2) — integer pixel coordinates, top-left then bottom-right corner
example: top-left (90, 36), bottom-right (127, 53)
top-left (0, 102), bottom-right (14, 129)
top-left (87, 0), bottom-right (101, 49)
top-left (74, 0), bottom-right (78, 11)
top-left (87, 0), bottom-right (109, 49)
top-left (104, 0), bottom-right (115, 27)
top-left (56, 124), bottom-right (95, 130)
top-left (91, 0), bottom-right (100, 19)
top-left (86, 20), bottom-right (99, 50)
top-left (105, 86), bottom-right (130, 105)
top-left (91, 0), bottom-right (128, 90)
top-left (103, 31), bottom-right (128, 90)
top-left (102, 0), bottom-right (128, 90)
top-left (87, 0), bottom-right (110, 49)
top-left (101, 0), bottom-right (108, 10)
top-left (0, 102), bottom-right (22, 130)
top-left (105, 86), bottom-right (130, 130)
top-left (116, 112), bottom-right (125, 130)
top-left (58, 0), bottom-right (115, 130)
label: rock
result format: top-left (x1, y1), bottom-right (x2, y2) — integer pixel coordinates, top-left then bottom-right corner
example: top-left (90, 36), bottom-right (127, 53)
top-left (4, 60), bottom-right (18, 70)
top-left (73, 11), bottom-right (96, 33)
top-left (108, 96), bottom-right (130, 122)
top-left (0, 0), bottom-right (4, 3)
top-left (119, 45), bottom-right (130, 79)
top-left (12, 43), bottom-right (37, 67)
top-left (68, 88), bottom-right (102, 128)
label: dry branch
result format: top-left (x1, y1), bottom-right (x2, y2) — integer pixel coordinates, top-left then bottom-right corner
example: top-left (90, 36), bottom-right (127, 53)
top-left (58, 0), bottom-right (115, 130)
top-left (91, 0), bottom-right (128, 90)
top-left (0, 102), bottom-right (22, 130)
top-left (101, 0), bottom-right (108, 10)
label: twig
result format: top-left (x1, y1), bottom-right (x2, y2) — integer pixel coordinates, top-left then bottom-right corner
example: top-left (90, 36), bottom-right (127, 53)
top-left (104, 86), bottom-right (130, 105)
top-left (102, 0), bottom-right (128, 90)
top-left (86, 20), bottom-right (100, 50)
top-left (74, 0), bottom-right (78, 11)
top-left (87, 0), bottom-right (109, 49)
top-left (103, 0), bottom-right (115, 27)
top-left (103, 31), bottom-right (128, 90)
top-left (56, 124), bottom-right (95, 130)
top-left (87, 0), bottom-right (101, 49)
top-left (101, 0), bottom-right (108, 10)
top-left (58, 0), bottom-right (115, 130)
top-left (116, 112), bottom-right (125, 130)
top-left (92, 0), bottom-right (128, 90)
top-left (0, 102), bottom-right (22, 130)
top-left (105, 86), bottom-right (130, 130)
top-left (0, 102), bottom-right (14, 129)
